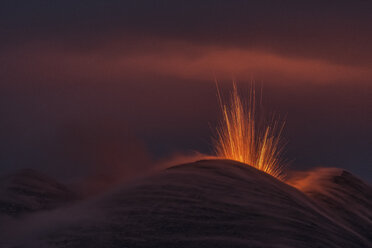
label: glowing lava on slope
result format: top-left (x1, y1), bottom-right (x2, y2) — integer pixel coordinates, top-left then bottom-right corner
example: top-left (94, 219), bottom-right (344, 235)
top-left (214, 83), bottom-right (286, 180)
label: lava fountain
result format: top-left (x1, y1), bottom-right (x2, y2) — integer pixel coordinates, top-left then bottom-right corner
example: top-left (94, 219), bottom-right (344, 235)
top-left (214, 82), bottom-right (286, 180)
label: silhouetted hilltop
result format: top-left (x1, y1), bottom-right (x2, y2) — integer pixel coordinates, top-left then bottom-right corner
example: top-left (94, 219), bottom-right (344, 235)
top-left (1, 160), bottom-right (371, 248)
top-left (288, 167), bottom-right (372, 244)
top-left (0, 168), bottom-right (77, 216)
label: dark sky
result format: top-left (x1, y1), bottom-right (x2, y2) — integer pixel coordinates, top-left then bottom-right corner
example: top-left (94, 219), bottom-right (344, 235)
top-left (1, 1), bottom-right (371, 183)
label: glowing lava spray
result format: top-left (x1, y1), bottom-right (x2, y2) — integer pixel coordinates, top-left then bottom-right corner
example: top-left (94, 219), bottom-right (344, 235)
top-left (214, 83), bottom-right (286, 180)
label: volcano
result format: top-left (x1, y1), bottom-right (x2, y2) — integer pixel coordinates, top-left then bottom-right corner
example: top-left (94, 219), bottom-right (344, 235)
top-left (1, 159), bottom-right (371, 248)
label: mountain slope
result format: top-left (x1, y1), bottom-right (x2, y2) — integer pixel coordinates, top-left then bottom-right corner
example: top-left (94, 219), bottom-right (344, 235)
top-left (0, 168), bottom-right (77, 217)
top-left (2, 160), bottom-right (372, 248)
top-left (288, 167), bottom-right (372, 244)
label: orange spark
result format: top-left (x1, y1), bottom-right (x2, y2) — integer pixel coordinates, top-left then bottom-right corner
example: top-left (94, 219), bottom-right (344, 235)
top-left (214, 82), bottom-right (286, 180)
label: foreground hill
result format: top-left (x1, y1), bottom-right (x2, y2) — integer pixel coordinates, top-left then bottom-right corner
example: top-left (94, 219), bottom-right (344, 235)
top-left (1, 160), bottom-right (371, 247)
top-left (0, 169), bottom-right (77, 217)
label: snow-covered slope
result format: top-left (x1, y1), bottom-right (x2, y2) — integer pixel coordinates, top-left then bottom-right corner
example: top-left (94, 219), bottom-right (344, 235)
top-left (0, 168), bottom-right (77, 216)
top-left (2, 160), bottom-right (372, 247)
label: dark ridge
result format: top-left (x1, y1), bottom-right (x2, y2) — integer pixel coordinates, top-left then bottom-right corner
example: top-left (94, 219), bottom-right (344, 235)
top-left (0, 168), bottom-right (78, 217)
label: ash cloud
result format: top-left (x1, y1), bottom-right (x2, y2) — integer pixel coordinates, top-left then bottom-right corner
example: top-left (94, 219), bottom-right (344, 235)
top-left (1, 1), bottom-right (372, 66)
